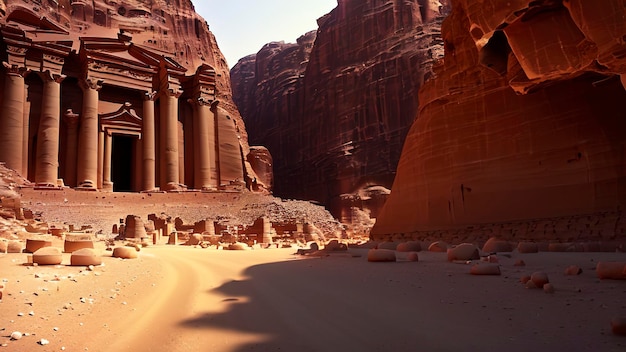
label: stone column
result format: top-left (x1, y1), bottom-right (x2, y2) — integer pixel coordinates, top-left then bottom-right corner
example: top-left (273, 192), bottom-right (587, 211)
top-left (63, 110), bottom-right (79, 187)
top-left (76, 78), bottom-right (101, 189)
top-left (22, 83), bottom-right (31, 177)
top-left (191, 98), bottom-right (213, 190)
top-left (0, 65), bottom-right (26, 174)
top-left (142, 92), bottom-right (156, 191)
top-left (35, 72), bottom-right (65, 187)
top-left (210, 101), bottom-right (220, 187)
top-left (103, 132), bottom-right (113, 191)
top-left (159, 90), bottom-right (181, 191)
top-left (97, 130), bottom-right (104, 189)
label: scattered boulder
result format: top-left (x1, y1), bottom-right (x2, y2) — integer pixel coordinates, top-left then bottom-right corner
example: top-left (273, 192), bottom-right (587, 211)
top-left (228, 242), bottom-right (249, 250)
top-left (447, 243), bottom-right (479, 262)
top-left (396, 241), bottom-right (421, 252)
top-left (611, 317), bottom-right (626, 336)
top-left (367, 249), bottom-right (396, 262)
top-left (596, 262), bottom-right (626, 280)
top-left (25, 238), bottom-right (52, 253)
top-left (564, 265), bottom-right (582, 276)
top-left (482, 237), bottom-right (513, 253)
top-left (112, 247), bottom-right (138, 259)
top-left (517, 242), bottom-right (539, 253)
top-left (470, 263), bottom-right (501, 275)
top-left (543, 283), bottom-right (555, 294)
top-left (70, 248), bottom-right (101, 266)
top-left (7, 240), bottom-right (23, 253)
top-left (32, 247), bottom-right (63, 265)
top-left (296, 242), bottom-right (319, 255)
top-left (325, 239), bottom-right (348, 251)
top-left (530, 272), bottom-right (550, 288)
top-left (406, 252), bottom-right (419, 262)
top-left (10, 331), bottom-right (22, 340)
top-left (428, 241), bottom-right (447, 252)
top-left (185, 233), bottom-right (204, 246)
top-left (378, 241), bottom-right (401, 250)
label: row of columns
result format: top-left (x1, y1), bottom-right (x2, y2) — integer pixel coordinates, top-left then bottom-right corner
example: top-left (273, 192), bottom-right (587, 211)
top-left (0, 68), bottom-right (220, 192)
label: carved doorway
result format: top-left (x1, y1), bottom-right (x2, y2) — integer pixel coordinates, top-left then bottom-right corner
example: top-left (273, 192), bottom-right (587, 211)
top-left (111, 134), bottom-right (135, 192)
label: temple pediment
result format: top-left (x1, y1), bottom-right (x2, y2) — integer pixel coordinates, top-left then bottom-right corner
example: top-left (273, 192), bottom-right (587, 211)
top-left (100, 103), bottom-right (143, 136)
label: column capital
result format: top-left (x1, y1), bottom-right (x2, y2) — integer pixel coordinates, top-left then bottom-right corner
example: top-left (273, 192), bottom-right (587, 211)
top-left (187, 97), bottom-right (214, 106)
top-left (80, 77), bottom-right (103, 91)
top-left (161, 88), bottom-right (183, 99)
top-left (37, 71), bottom-right (66, 84)
top-left (2, 62), bottom-right (28, 77)
top-left (210, 100), bottom-right (220, 110)
top-left (63, 109), bottom-right (79, 127)
top-left (144, 91), bottom-right (157, 101)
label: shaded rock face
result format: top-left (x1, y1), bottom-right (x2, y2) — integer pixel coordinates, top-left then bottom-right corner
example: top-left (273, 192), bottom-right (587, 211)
top-left (372, 0), bottom-right (626, 240)
top-left (0, 0), bottom-right (267, 192)
top-left (231, 0), bottom-right (451, 222)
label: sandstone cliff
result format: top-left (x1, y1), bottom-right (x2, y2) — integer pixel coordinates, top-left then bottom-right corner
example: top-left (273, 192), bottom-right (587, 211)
top-left (231, 0), bottom-right (451, 222)
top-left (0, 0), bottom-right (266, 191)
top-left (372, 0), bottom-right (626, 241)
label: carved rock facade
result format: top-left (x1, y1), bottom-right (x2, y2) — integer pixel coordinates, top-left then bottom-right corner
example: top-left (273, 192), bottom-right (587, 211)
top-left (0, 0), bottom-right (266, 192)
top-left (231, 0), bottom-right (450, 221)
top-left (372, 0), bottom-right (626, 240)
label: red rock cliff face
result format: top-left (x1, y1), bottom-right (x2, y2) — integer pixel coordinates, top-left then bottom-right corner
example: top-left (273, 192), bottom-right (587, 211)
top-left (0, 0), bottom-right (265, 190)
top-left (372, 0), bottom-right (626, 241)
top-left (231, 0), bottom-right (450, 222)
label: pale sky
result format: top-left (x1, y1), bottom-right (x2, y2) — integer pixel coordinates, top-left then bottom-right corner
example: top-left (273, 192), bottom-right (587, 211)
top-left (192, 0), bottom-right (337, 68)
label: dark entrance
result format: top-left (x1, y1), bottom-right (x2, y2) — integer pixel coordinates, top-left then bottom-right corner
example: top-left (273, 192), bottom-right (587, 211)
top-left (111, 135), bottom-right (134, 192)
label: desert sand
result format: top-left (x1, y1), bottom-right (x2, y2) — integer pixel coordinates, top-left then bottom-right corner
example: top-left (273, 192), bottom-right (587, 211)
top-left (1, 238), bottom-right (626, 352)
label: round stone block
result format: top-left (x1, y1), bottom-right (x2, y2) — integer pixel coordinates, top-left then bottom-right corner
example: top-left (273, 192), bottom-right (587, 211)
top-left (112, 246), bottom-right (138, 259)
top-left (70, 248), bottom-right (102, 266)
top-left (33, 247), bottom-right (63, 265)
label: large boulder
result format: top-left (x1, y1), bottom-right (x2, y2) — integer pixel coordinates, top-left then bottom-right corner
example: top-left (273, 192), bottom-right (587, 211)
top-left (33, 247), bottom-right (63, 265)
top-left (447, 243), bottom-right (479, 262)
top-left (70, 248), bottom-right (102, 266)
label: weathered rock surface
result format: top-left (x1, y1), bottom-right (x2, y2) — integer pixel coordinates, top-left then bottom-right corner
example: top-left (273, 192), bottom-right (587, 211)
top-left (231, 1), bottom-right (451, 221)
top-left (372, 0), bottom-right (626, 240)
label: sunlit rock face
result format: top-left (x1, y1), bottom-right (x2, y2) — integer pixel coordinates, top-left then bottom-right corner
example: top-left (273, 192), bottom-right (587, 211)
top-left (372, 0), bottom-right (626, 240)
top-left (0, 0), bottom-right (268, 192)
top-left (231, 0), bottom-right (450, 222)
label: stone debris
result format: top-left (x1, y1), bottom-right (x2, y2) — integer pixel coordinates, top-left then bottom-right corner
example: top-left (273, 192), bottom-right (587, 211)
top-left (530, 272), bottom-right (550, 288)
top-left (428, 241), bottom-right (448, 252)
top-left (470, 264), bottom-right (501, 276)
top-left (543, 283), bottom-right (555, 294)
top-left (564, 265), bottom-right (583, 276)
top-left (367, 249), bottom-right (396, 262)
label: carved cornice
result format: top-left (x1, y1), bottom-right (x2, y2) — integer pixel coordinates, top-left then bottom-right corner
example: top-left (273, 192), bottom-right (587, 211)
top-left (37, 71), bottom-right (66, 83)
top-left (161, 88), bottom-right (183, 99)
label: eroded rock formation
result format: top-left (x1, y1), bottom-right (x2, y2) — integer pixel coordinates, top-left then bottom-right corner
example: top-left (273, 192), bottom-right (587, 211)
top-left (0, 0), bottom-right (268, 192)
top-left (231, 0), bottom-right (451, 222)
top-left (372, 0), bottom-right (626, 241)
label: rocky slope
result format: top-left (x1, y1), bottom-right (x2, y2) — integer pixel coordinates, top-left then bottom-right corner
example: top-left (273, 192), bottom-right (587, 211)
top-left (371, 0), bottom-right (626, 241)
top-left (231, 0), bottom-right (451, 222)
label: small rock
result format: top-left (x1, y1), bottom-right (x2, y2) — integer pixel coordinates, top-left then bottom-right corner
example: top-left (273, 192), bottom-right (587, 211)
top-left (447, 243), bottom-right (479, 262)
top-left (367, 249), bottom-right (396, 262)
top-left (611, 317), bottom-right (626, 336)
top-left (38, 339), bottom-right (49, 345)
top-left (406, 252), bottom-right (419, 262)
top-left (10, 331), bottom-right (22, 340)
top-left (530, 272), bottom-right (549, 288)
top-left (470, 263), bottom-right (501, 275)
top-left (543, 283), bottom-right (555, 293)
top-left (514, 259), bottom-right (526, 267)
top-left (564, 265), bottom-right (582, 276)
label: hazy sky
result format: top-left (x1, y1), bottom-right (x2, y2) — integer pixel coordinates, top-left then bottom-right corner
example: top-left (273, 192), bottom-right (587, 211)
top-left (192, 0), bottom-right (337, 68)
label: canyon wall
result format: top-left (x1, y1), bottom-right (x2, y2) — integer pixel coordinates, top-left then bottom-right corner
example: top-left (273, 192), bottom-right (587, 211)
top-left (231, 0), bottom-right (451, 222)
top-left (0, 0), bottom-right (267, 191)
top-left (372, 0), bottom-right (626, 241)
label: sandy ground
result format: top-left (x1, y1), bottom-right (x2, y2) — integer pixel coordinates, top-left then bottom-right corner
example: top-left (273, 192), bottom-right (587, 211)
top-left (1, 241), bottom-right (625, 352)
